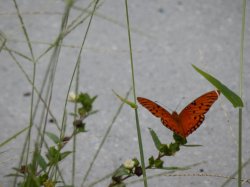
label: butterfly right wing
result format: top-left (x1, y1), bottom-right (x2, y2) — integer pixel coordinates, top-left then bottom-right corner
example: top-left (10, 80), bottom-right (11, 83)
top-left (137, 97), bottom-right (181, 135)
top-left (179, 90), bottom-right (220, 137)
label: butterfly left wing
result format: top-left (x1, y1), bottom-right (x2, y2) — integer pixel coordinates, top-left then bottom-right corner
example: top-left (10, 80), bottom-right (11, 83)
top-left (137, 97), bottom-right (182, 135)
top-left (179, 90), bottom-right (220, 137)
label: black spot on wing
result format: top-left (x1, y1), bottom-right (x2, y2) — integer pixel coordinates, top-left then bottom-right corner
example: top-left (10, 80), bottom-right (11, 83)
top-left (187, 115), bottom-right (205, 135)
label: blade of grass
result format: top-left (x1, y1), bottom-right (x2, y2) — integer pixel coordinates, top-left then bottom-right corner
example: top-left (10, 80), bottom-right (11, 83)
top-left (36, 1), bottom-right (102, 62)
top-left (237, 0), bottom-right (246, 186)
top-left (192, 65), bottom-right (243, 107)
top-left (55, 0), bottom-right (100, 185)
top-left (112, 89), bottom-right (137, 108)
top-left (38, 0), bottom-right (72, 156)
top-left (12, 0), bottom-right (36, 185)
top-left (221, 157), bottom-right (250, 187)
top-left (0, 126), bottom-right (29, 148)
top-left (0, 31), bottom-right (6, 52)
top-left (6, 47), bottom-right (60, 130)
top-left (71, 28), bottom-right (82, 185)
top-left (61, 0), bottom-right (99, 142)
top-left (124, 1), bottom-right (148, 186)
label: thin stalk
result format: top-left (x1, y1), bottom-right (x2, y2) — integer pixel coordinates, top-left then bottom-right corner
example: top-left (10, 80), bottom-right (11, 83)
top-left (12, 0), bottom-right (36, 185)
top-left (6, 48), bottom-right (60, 130)
top-left (124, 1), bottom-right (148, 186)
top-left (221, 157), bottom-right (250, 186)
top-left (58, 0), bottom-right (99, 184)
top-left (238, 0), bottom-right (246, 186)
top-left (39, 0), bottom-right (71, 152)
top-left (72, 50), bottom-right (81, 187)
top-left (36, 2), bottom-right (102, 62)
top-left (60, 0), bottom-right (99, 138)
top-left (238, 108), bottom-right (243, 187)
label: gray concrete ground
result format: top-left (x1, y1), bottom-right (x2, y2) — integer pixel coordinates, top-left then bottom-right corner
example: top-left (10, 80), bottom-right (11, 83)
top-left (0, 0), bottom-right (250, 186)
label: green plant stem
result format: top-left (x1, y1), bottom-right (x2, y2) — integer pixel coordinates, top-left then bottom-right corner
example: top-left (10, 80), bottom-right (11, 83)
top-left (238, 108), bottom-right (243, 187)
top-left (238, 0), bottom-right (246, 186)
top-left (72, 47), bottom-right (81, 187)
top-left (124, 1), bottom-right (148, 186)
top-left (12, 0), bottom-right (36, 186)
top-left (221, 157), bottom-right (250, 186)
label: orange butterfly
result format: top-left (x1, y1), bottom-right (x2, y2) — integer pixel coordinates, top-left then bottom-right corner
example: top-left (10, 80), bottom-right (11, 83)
top-left (137, 90), bottom-right (220, 138)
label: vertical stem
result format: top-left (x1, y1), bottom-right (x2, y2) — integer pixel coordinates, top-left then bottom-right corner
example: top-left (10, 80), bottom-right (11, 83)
top-left (238, 0), bottom-right (246, 186)
top-left (238, 108), bottom-right (242, 187)
top-left (12, 0), bottom-right (36, 185)
top-left (124, 1), bottom-right (148, 186)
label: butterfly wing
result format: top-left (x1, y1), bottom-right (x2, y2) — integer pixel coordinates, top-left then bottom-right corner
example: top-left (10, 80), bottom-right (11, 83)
top-left (137, 97), bottom-right (182, 135)
top-left (179, 90), bottom-right (220, 137)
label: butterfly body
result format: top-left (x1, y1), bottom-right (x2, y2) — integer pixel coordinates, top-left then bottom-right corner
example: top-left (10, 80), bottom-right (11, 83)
top-left (137, 90), bottom-right (220, 138)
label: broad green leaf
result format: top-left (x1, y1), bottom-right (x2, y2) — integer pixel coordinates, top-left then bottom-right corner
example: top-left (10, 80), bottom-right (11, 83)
top-left (37, 154), bottom-right (47, 171)
top-left (192, 64), bottom-right (244, 107)
top-left (113, 165), bottom-right (131, 178)
top-left (173, 133), bottom-right (187, 145)
top-left (148, 128), bottom-right (162, 151)
top-left (60, 151), bottom-right (72, 160)
top-left (38, 173), bottom-right (48, 184)
top-left (159, 144), bottom-right (169, 154)
top-left (169, 142), bottom-right (180, 153)
top-left (154, 159), bottom-right (164, 168)
top-left (77, 93), bottom-right (97, 113)
top-left (148, 156), bottom-right (154, 167)
top-left (112, 90), bottom-right (137, 109)
top-left (131, 158), bottom-right (140, 168)
top-left (45, 132), bottom-right (60, 144)
top-left (46, 146), bottom-right (60, 164)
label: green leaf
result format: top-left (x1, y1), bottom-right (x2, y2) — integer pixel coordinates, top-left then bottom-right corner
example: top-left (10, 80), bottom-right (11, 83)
top-left (149, 128), bottom-right (162, 151)
top-left (159, 144), bottom-right (169, 153)
top-left (132, 158), bottom-right (140, 167)
top-left (113, 165), bottom-right (131, 178)
top-left (45, 132), bottom-right (60, 144)
top-left (112, 90), bottom-right (137, 108)
top-left (77, 93), bottom-right (97, 113)
top-left (46, 146), bottom-right (60, 164)
top-left (60, 151), bottom-right (72, 160)
top-left (38, 173), bottom-right (48, 184)
top-left (192, 64), bottom-right (244, 107)
top-left (173, 133), bottom-right (187, 145)
top-left (37, 154), bottom-right (47, 171)
top-left (169, 142), bottom-right (180, 153)
top-left (154, 159), bottom-right (164, 168)
top-left (148, 156), bottom-right (154, 167)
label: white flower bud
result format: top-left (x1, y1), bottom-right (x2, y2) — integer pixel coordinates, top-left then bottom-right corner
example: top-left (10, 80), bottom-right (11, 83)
top-left (68, 92), bottom-right (77, 102)
top-left (123, 159), bottom-right (135, 169)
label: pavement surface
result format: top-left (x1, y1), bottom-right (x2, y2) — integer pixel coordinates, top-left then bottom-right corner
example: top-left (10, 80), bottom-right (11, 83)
top-left (0, 0), bottom-right (250, 187)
